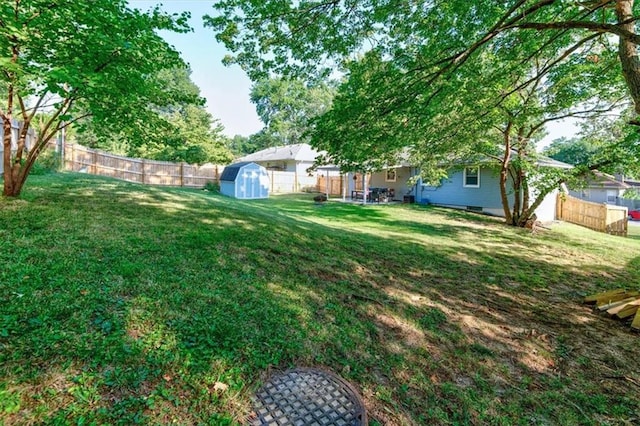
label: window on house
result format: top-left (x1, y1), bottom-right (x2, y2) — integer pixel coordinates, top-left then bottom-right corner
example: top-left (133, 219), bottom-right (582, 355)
top-left (385, 168), bottom-right (397, 182)
top-left (463, 167), bottom-right (480, 188)
top-left (606, 190), bottom-right (617, 204)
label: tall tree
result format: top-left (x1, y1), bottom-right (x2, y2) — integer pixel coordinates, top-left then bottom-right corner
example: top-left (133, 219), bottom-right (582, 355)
top-left (208, 0), bottom-right (639, 225)
top-left (312, 41), bottom-right (625, 225)
top-left (75, 67), bottom-right (233, 165)
top-left (249, 77), bottom-right (335, 145)
top-left (1, 0), bottom-right (190, 196)
top-left (544, 110), bottom-right (640, 176)
top-left (226, 134), bottom-right (253, 156)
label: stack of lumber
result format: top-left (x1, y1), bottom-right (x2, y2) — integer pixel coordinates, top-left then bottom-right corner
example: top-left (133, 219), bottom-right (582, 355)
top-left (584, 289), bottom-right (640, 331)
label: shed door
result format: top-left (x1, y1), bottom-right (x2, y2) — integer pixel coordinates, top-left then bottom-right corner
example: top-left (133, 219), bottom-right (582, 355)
top-left (240, 170), bottom-right (258, 198)
top-left (248, 171), bottom-right (258, 198)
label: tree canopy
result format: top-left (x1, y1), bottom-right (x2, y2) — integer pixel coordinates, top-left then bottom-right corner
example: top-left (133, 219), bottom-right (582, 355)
top-left (75, 67), bottom-right (233, 165)
top-left (208, 0), bottom-right (640, 226)
top-left (249, 77), bottom-right (335, 146)
top-left (208, 1), bottom-right (640, 116)
top-left (1, 0), bottom-right (191, 196)
top-left (543, 109), bottom-right (640, 176)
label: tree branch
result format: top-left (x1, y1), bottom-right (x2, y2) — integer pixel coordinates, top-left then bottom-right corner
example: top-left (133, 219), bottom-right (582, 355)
top-left (505, 20), bottom-right (640, 44)
top-left (525, 99), bottom-right (627, 139)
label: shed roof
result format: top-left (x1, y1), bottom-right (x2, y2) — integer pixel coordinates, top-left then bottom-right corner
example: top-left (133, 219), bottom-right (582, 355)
top-left (236, 143), bottom-right (321, 163)
top-left (220, 162), bottom-right (255, 182)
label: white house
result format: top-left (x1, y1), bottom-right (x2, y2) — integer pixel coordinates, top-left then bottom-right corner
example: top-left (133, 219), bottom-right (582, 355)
top-left (236, 143), bottom-right (331, 193)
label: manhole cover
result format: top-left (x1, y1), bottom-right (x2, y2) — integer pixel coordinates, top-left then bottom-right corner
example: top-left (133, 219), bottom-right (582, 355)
top-left (249, 368), bottom-right (367, 425)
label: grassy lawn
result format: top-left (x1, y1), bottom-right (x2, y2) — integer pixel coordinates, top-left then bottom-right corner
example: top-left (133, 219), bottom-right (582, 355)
top-left (1, 173), bottom-right (639, 425)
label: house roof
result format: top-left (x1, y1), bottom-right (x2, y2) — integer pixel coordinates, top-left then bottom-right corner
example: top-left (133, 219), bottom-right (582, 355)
top-left (585, 171), bottom-right (631, 190)
top-left (451, 152), bottom-right (573, 169)
top-left (624, 178), bottom-right (640, 187)
top-left (535, 156), bottom-right (573, 169)
top-left (236, 143), bottom-right (321, 163)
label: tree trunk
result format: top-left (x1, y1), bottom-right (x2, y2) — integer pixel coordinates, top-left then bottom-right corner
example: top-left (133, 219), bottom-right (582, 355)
top-left (512, 168), bottom-right (522, 224)
top-left (2, 118), bottom-right (15, 196)
top-left (616, 0), bottom-right (640, 121)
top-left (499, 123), bottom-right (514, 224)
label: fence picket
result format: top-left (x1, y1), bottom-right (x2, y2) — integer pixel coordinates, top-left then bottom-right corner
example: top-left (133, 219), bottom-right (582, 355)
top-left (63, 144), bottom-right (221, 188)
top-left (557, 193), bottom-right (628, 237)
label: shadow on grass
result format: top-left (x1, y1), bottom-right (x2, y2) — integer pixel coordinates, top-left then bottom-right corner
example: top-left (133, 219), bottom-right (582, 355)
top-left (1, 173), bottom-right (639, 425)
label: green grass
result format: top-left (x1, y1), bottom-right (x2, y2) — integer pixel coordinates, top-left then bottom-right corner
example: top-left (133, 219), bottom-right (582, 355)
top-left (1, 173), bottom-right (639, 425)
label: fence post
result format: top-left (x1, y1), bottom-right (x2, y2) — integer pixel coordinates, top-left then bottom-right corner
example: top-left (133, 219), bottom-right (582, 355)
top-left (92, 149), bottom-right (97, 175)
top-left (180, 162), bottom-right (184, 187)
top-left (141, 159), bottom-right (146, 184)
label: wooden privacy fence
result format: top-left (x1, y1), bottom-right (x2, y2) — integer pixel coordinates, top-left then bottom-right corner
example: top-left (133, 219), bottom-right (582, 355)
top-left (63, 144), bottom-right (319, 193)
top-left (556, 193), bottom-right (628, 237)
top-left (64, 144), bottom-right (222, 188)
top-left (317, 175), bottom-right (343, 196)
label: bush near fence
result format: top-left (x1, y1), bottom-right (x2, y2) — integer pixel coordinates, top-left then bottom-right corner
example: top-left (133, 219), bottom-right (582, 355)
top-left (556, 193), bottom-right (628, 237)
top-left (64, 144), bottom-right (222, 188)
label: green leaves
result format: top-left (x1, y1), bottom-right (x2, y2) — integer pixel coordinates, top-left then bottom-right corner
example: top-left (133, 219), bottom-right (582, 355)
top-left (250, 77), bottom-right (336, 145)
top-left (75, 66), bottom-right (233, 166)
top-left (0, 0), bottom-right (193, 195)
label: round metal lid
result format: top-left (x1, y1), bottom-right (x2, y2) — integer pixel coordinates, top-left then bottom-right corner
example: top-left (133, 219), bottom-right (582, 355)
top-left (250, 367), bottom-right (367, 425)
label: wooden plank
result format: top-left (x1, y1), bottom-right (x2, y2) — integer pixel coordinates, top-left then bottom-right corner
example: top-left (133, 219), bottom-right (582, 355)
top-left (614, 301), bottom-right (640, 319)
top-left (607, 298), bottom-right (640, 315)
top-left (631, 310), bottom-right (640, 331)
top-left (597, 295), bottom-right (638, 311)
top-left (584, 289), bottom-right (626, 304)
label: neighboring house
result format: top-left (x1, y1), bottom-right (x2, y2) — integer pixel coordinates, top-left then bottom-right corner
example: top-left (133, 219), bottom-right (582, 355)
top-left (569, 171), bottom-right (630, 206)
top-left (236, 143), bottom-right (332, 192)
top-left (622, 178), bottom-right (640, 210)
top-left (412, 157), bottom-right (572, 222)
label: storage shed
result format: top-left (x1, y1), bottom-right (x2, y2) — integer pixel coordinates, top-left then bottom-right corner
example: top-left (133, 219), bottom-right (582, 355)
top-left (219, 162), bottom-right (269, 199)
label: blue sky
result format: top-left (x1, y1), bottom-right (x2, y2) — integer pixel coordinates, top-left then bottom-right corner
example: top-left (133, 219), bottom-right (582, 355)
top-left (129, 1), bottom-right (577, 145)
top-left (130, 1), bottom-right (263, 137)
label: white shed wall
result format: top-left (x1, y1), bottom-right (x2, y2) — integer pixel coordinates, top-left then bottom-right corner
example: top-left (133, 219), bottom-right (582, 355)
top-left (220, 162), bottom-right (269, 199)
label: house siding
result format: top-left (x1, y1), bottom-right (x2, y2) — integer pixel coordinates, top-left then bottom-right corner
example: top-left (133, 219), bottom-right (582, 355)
top-left (569, 188), bottom-right (622, 205)
top-left (415, 166), bottom-right (558, 222)
top-left (534, 188), bottom-right (559, 222)
top-left (418, 167), bottom-right (511, 213)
